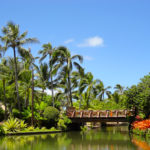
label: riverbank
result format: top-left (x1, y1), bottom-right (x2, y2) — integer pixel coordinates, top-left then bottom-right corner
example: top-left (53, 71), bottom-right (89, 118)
top-left (6, 130), bottom-right (62, 136)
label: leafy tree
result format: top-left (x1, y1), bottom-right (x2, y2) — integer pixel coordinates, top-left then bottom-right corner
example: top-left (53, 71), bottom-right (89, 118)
top-left (0, 22), bottom-right (38, 112)
top-left (125, 73), bottom-right (150, 118)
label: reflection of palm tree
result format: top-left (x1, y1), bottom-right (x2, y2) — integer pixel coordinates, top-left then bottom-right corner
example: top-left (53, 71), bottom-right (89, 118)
top-left (0, 22), bottom-right (38, 112)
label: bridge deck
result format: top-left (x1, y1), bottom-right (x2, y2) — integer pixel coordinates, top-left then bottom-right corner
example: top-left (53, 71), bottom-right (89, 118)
top-left (66, 108), bottom-right (134, 123)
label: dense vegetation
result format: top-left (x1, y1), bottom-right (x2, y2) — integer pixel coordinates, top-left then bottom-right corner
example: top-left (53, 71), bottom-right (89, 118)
top-left (0, 22), bottom-right (149, 134)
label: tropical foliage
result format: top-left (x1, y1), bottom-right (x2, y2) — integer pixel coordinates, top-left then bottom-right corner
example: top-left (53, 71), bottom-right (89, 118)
top-left (0, 22), bottom-right (149, 133)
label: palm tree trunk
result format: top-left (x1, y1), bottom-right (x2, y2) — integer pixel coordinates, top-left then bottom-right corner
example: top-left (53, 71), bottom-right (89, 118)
top-left (31, 67), bottom-right (34, 126)
top-left (41, 88), bottom-right (44, 101)
top-left (13, 47), bottom-right (21, 112)
top-left (3, 79), bottom-right (7, 120)
top-left (50, 72), bottom-right (55, 107)
top-left (49, 56), bottom-right (55, 107)
top-left (68, 72), bottom-right (73, 107)
top-left (26, 89), bottom-right (29, 108)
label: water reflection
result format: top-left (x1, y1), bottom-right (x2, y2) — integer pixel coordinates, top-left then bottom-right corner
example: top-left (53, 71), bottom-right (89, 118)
top-left (0, 126), bottom-right (149, 150)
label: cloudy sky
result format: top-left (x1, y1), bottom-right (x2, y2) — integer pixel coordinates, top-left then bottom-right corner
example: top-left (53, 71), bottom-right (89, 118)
top-left (0, 0), bottom-right (150, 89)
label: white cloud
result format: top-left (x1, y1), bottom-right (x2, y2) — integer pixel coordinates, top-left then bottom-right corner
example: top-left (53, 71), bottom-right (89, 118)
top-left (64, 39), bottom-right (74, 44)
top-left (45, 89), bottom-right (58, 95)
top-left (84, 56), bottom-right (93, 61)
top-left (78, 36), bottom-right (104, 47)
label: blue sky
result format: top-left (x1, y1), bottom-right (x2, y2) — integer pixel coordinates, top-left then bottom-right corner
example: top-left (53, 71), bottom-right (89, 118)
top-left (0, 0), bottom-right (150, 89)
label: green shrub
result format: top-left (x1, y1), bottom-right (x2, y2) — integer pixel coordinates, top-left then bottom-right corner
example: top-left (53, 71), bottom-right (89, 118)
top-left (27, 126), bottom-right (34, 131)
top-left (41, 127), bottom-right (47, 130)
top-left (50, 127), bottom-right (57, 131)
top-left (35, 127), bottom-right (40, 130)
top-left (43, 106), bottom-right (59, 121)
top-left (19, 120), bottom-right (27, 130)
top-left (3, 117), bottom-right (20, 132)
top-left (0, 125), bottom-right (5, 135)
top-left (57, 119), bottom-right (67, 130)
top-left (57, 114), bottom-right (71, 130)
top-left (80, 125), bottom-right (88, 133)
top-left (12, 108), bottom-right (20, 118)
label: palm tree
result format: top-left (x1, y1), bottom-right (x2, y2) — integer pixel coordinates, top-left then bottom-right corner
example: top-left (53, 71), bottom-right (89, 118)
top-left (95, 81), bottom-right (111, 101)
top-left (38, 43), bottom-right (57, 107)
top-left (83, 72), bottom-right (101, 108)
top-left (0, 45), bottom-right (4, 58)
top-left (19, 47), bottom-right (38, 126)
top-left (0, 22), bottom-right (38, 112)
top-left (35, 63), bottom-right (49, 101)
top-left (57, 46), bottom-right (83, 107)
top-left (72, 68), bottom-right (86, 109)
top-left (114, 84), bottom-right (124, 95)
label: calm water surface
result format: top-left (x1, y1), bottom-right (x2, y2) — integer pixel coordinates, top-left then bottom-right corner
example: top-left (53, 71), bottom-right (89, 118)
top-left (0, 126), bottom-right (150, 150)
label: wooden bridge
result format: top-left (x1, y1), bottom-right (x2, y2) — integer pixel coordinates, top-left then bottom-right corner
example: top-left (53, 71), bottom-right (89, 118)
top-left (66, 107), bottom-right (134, 123)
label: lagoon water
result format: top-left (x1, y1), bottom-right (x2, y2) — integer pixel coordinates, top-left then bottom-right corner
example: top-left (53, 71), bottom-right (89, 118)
top-left (0, 126), bottom-right (150, 150)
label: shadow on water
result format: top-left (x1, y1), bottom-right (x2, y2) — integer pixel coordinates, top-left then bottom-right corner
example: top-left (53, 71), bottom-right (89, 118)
top-left (0, 126), bottom-right (149, 150)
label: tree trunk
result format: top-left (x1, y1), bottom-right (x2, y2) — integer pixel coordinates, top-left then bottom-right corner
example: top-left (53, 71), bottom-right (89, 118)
top-left (3, 79), bottom-right (7, 120)
top-left (13, 47), bottom-right (21, 112)
top-left (50, 72), bottom-right (55, 107)
top-left (41, 88), bottom-right (44, 101)
top-left (31, 67), bottom-right (34, 126)
top-left (49, 56), bottom-right (55, 107)
top-left (26, 89), bottom-right (29, 108)
top-left (68, 72), bottom-right (73, 107)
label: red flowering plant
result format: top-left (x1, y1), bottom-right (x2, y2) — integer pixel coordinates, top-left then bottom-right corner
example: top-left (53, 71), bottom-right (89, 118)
top-left (132, 119), bottom-right (150, 130)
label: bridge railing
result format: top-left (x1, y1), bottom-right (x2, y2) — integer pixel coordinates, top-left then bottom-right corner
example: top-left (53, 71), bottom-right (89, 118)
top-left (66, 109), bottom-right (134, 118)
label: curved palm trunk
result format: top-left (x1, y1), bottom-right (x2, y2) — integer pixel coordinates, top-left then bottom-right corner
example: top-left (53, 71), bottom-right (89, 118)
top-left (3, 79), bottom-right (7, 119)
top-left (31, 67), bottom-right (34, 126)
top-left (13, 47), bottom-right (21, 112)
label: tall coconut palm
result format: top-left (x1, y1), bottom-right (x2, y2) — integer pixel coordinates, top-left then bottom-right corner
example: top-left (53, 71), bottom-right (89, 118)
top-left (72, 68), bottom-right (86, 109)
top-left (38, 43), bottom-right (57, 107)
top-left (0, 22), bottom-right (38, 112)
top-left (82, 72), bottom-right (102, 108)
top-left (35, 63), bottom-right (49, 101)
top-left (57, 46), bottom-right (83, 107)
